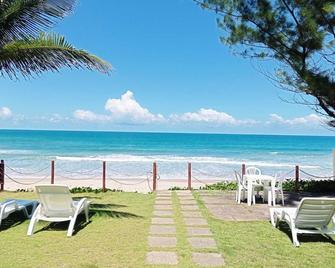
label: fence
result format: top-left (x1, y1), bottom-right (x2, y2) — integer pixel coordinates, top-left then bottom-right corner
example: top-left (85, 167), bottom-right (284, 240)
top-left (0, 159), bottom-right (334, 192)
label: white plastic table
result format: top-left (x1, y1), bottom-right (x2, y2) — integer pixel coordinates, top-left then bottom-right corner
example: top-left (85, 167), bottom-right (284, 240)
top-left (244, 174), bottom-right (275, 206)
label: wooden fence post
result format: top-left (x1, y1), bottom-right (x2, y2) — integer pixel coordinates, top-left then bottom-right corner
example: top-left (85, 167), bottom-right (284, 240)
top-left (51, 160), bottom-right (55, 184)
top-left (102, 161), bottom-right (106, 192)
top-left (242, 163), bottom-right (246, 176)
top-left (0, 160), bottom-right (4, 191)
top-left (188, 162), bottom-right (192, 190)
top-left (153, 162), bottom-right (157, 192)
top-left (295, 165), bottom-right (300, 192)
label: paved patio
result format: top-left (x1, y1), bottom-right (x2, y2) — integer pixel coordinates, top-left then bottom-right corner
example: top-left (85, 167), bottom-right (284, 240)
top-left (198, 190), bottom-right (335, 221)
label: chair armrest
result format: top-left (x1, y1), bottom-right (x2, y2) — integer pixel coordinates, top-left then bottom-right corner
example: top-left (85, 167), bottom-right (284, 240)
top-left (73, 198), bottom-right (88, 215)
top-left (0, 200), bottom-right (17, 219)
top-left (1, 200), bottom-right (17, 211)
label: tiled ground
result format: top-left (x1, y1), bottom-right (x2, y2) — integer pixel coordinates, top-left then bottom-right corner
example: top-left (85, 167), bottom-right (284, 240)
top-left (198, 190), bottom-right (335, 221)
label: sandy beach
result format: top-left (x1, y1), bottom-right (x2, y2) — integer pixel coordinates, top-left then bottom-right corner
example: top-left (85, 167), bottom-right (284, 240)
top-left (3, 177), bottom-right (222, 193)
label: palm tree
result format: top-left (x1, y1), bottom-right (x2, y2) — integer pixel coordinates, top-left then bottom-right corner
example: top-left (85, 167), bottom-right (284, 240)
top-left (0, 0), bottom-right (111, 79)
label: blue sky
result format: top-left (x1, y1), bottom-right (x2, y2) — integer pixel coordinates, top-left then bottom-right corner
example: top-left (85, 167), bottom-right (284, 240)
top-left (0, 0), bottom-right (331, 135)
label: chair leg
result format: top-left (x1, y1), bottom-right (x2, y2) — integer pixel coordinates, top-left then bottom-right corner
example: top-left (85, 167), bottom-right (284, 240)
top-left (291, 229), bottom-right (300, 247)
top-left (281, 190), bottom-right (285, 206)
top-left (252, 191), bottom-right (256, 205)
top-left (27, 217), bottom-right (38, 236)
top-left (269, 208), bottom-right (275, 227)
top-left (237, 189), bottom-right (241, 204)
top-left (85, 205), bottom-right (89, 222)
top-left (67, 217), bottom-right (77, 237)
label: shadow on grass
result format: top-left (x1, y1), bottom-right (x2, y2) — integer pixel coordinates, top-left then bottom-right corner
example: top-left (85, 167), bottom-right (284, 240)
top-left (277, 222), bottom-right (335, 246)
top-left (0, 211), bottom-right (26, 231)
top-left (34, 203), bottom-right (142, 236)
top-left (90, 203), bottom-right (141, 218)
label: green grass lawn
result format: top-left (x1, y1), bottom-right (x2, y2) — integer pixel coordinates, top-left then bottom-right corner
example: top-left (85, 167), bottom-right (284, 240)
top-left (193, 191), bottom-right (335, 268)
top-left (0, 191), bottom-right (155, 268)
top-left (0, 190), bottom-right (334, 268)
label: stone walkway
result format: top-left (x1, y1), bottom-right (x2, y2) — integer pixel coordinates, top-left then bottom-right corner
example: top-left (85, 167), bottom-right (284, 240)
top-left (146, 191), bottom-right (178, 265)
top-left (177, 191), bottom-right (225, 267)
top-left (146, 190), bottom-right (225, 267)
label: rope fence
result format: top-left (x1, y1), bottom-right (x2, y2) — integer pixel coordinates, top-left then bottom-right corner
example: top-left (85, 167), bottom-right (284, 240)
top-left (0, 159), bottom-right (334, 192)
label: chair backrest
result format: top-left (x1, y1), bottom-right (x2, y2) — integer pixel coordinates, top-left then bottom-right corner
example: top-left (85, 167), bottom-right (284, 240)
top-left (295, 198), bottom-right (335, 229)
top-left (246, 167), bottom-right (261, 175)
top-left (35, 185), bottom-right (74, 217)
top-left (234, 171), bottom-right (245, 187)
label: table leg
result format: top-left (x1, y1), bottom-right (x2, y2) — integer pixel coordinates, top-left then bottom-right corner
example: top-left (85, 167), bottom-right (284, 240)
top-left (268, 189), bottom-right (272, 206)
top-left (247, 181), bottom-right (252, 206)
top-left (272, 188), bottom-right (276, 206)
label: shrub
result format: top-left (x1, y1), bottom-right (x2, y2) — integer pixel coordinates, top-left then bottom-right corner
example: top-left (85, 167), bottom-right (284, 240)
top-left (282, 179), bottom-right (335, 193)
top-left (199, 181), bottom-right (237, 191)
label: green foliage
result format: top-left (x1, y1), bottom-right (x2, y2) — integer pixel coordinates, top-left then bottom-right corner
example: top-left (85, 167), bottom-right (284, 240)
top-left (196, 0), bottom-right (335, 126)
top-left (282, 179), bottom-right (335, 193)
top-left (200, 181), bottom-right (237, 190)
top-left (168, 186), bottom-right (190, 190)
top-left (69, 187), bottom-right (123, 194)
top-left (0, 0), bottom-right (111, 78)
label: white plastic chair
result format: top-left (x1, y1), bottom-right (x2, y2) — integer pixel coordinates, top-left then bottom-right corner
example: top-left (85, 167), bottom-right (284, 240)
top-left (27, 185), bottom-right (90, 237)
top-left (0, 199), bottom-right (38, 228)
top-left (264, 174), bottom-right (284, 206)
top-left (246, 167), bottom-right (261, 175)
top-left (235, 171), bottom-right (257, 204)
top-left (269, 198), bottom-right (335, 246)
top-left (246, 166), bottom-right (262, 201)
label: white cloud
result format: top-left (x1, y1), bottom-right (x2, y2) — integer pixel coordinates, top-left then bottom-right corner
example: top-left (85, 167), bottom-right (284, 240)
top-left (74, 91), bottom-right (165, 124)
top-left (104, 90), bottom-right (164, 123)
top-left (0, 107), bottom-right (12, 119)
top-left (174, 108), bottom-right (237, 124)
top-left (73, 110), bottom-right (111, 122)
top-left (171, 108), bottom-right (258, 126)
top-left (268, 113), bottom-right (322, 126)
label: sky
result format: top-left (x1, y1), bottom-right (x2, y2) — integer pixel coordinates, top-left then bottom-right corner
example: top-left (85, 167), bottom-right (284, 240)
top-left (0, 0), bottom-right (332, 135)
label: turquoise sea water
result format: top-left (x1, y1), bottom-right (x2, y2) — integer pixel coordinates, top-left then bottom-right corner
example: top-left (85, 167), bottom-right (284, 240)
top-left (0, 129), bottom-right (334, 180)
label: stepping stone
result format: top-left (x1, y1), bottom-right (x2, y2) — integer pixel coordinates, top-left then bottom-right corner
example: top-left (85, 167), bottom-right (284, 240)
top-left (192, 253), bottom-right (225, 267)
top-left (177, 192), bottom-right (193, 196)
top-left (156, 191), bottom-right (172, 195)
top-left (184, 218), bottom-right (208, 226)
top-left (146, 251), bottom-right (178, 265)
top-left (181, 205), bottom-right (199, 211)
top-left (155, 200), bottom-right (172, 205)
top-left (150, 225), bottom-right (176, 235)
top-left (188, 237), bottom-right (217, 249)
top-left (154, 205), bottom-right (173, 210)
top-left (181, 211), bottom-right (202, 218)
top-left (179, 200), bottom-right (197, 205)
top-left (152, 217), bottom-right (174, 225)
top-left (187, 227), bottom-right (212, 236)
top-left (148, 236), bottom-right (177, 248)
top-left (156, 197), bottom-right (172, 201)
top-left (153, 210), bottom-right (173, 217)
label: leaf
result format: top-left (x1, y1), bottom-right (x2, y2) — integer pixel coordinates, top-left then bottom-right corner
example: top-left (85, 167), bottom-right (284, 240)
top-left (0, 0), bottom-right (76, 46)
top-left (0, 33), bottom-right (112, 79)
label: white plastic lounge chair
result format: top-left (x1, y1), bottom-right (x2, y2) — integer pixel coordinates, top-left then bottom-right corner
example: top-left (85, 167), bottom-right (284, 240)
top-left (0, 199), bottom-right (38, 228)
top-left (27, 185), bottom-right (90, 237)
top-left (269, 198), bottom-right (335, 246)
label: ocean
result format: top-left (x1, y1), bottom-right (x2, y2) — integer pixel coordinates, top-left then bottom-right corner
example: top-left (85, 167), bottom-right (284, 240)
top-left (0, 129), bottom-right (334, 181)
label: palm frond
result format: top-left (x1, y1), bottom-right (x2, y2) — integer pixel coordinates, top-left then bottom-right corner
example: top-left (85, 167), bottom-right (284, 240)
top-left (0, 33), bottom-right (112, 79)
top-left (0, 0), bottom-right (76, 46)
